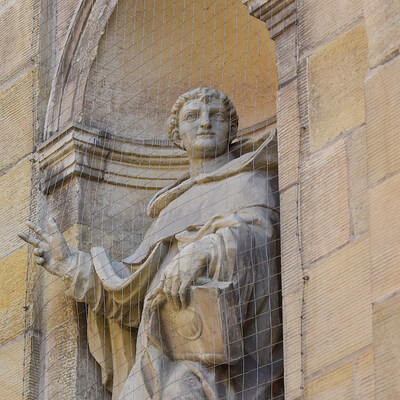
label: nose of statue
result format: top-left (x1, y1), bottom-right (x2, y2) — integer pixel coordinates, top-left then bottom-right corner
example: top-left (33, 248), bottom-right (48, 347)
top-left (199, 118), bottom-right (211, 129)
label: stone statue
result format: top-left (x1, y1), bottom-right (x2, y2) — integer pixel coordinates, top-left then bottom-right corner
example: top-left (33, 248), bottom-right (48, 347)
top-left (19, 88), bottom-right (283, 400)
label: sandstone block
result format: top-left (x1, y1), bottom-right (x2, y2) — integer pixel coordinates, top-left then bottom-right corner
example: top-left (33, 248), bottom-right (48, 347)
top-left (364, 0), bottom-right (400, 68)
top-left (274, 25), bottom-right (297, 83)
top-left (0, 336), bottom-right (25, 400)
top-left (41, 272), bottom-right (79, 399)
top-left (304, 238), bottom-right (372, 376)
top-left (299, 0), bottom-right (363, 54)
top-left (0, 159), bottom-right (31, 258)
top-left (280, 185), bottom-right (303, 296)
top-left (373, 289), bottom-right (400, 400)
top-left (347, 126), bottom-right (369, 237)
top-left (0, 248), bottom-right (29, 345)
top-left (0, 0), bottom-right (37, 87)
top-left (0, 69), bottom-right (36, 172)
top-left (277, 80), bottom-right (300, 191)
top-left (365, 55), bottom-right (400, 185)
top-left (355, 348), bottom-right (375, 400)
top-left (282, 291), bottom-right (302, 400)
top-left (305, 362), bottom-right (353, 400)
top-left (308, 24), bottom-right (368, 152)
top-left (300, 139), bottom-right (350, 264)
top-left (369, 172), bottom-right (400, 301)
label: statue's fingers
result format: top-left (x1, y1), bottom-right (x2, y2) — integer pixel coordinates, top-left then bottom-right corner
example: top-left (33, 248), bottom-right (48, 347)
top-left (146, 282), bottom-right (162, 305)
top-left (47, 217), bottom-right (61, 236)
top-left (151, 294), bottom-right (166, 313)
top-left (157, 273), bottom-right (165, 291)
top-left (170, 276), bottom-right (182, 310)
top-left (33, 247), bottom-right (44, 256)
top-left (18, 232), bottom-right (41, 247)
top-left (36, 257), bottom-right (44, 265)
top-left (27, 221), bottom-right (51, 242)
top-left (179, 278), bottom-right (191, 308)
top-left (163, 276), bottom-right (173, 304)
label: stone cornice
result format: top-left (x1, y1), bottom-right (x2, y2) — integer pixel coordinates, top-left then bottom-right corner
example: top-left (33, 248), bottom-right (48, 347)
top-left (38, 121), bottom-right (277, 193)
top-left (243, 0), bottom-right (296, 40)
top-left (38, 123), bottom-right (189, 193)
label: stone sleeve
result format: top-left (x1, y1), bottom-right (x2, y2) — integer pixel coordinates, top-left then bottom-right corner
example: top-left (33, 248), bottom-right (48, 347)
top-left (62, 250), bottom-right (103, 310)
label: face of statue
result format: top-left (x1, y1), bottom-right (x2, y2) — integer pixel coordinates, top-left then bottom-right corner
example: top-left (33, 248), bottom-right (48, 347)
top-left (177, 98), bottom-right (230, 160)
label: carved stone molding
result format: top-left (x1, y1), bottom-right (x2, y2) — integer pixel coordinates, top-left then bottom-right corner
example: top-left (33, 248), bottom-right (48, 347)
top-left (38, 123), bottom-right (188, 193)
top-left (44, 0), bottom-right (119, 138)
top-left (243, 0), bottom-right (297, 40)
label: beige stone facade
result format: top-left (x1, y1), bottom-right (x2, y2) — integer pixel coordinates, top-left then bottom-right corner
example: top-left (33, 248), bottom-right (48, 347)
top-left (0, 0), bottom-right (399, 399)
top-left (243, 0), bottom-right (399, 399)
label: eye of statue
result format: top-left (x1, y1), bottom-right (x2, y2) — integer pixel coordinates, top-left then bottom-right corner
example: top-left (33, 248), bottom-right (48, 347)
top-left (185, 112), bottom-right (199, 122)
top-left (212, 112), bottom-right (226, 122)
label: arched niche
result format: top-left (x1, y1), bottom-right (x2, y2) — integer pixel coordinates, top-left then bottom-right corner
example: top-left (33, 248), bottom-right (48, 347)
top-left (34, 1), bottom-right (281, 398)
top-left (44, 0), bottom-right (278, 142)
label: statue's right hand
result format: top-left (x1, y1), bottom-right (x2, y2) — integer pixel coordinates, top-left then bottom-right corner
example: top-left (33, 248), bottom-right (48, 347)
top-left (18, 217), bottom-right (72, 277)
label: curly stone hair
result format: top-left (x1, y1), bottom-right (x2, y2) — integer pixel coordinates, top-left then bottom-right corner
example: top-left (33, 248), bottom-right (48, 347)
top-left (166, 88), bottom-right (239, 149)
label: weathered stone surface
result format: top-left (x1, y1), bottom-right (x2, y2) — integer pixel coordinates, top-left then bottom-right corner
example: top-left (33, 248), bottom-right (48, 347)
top-left (308, 24), bottom-right (368, 152)
top-left (0, 247), bottom-right (28, 345)
top-left (369, 172), bottom-right (400, 301)
top-left (55, 0), bottom-right (277, 140)
top-left (274, 25), bottom-right (297, 83)
top-left (279, 187), bottom-right (303, 400)
top-left (0, 159), bottom-right (31, 258)
top-left (305, 362), bottom-right (353, 399)
top-left (78, 179), bottom-right (155, 261)
top-left (277, 80), bottom-right (300, 191)
top-left (0, 69), bottom-right (36, 172)
top-left (347, 126), bottom-right (369, 237)
top-left (282, 291), bottom-right (302, 400)
top-left (304, 238), bottom-right (372, 376)
top-left (365, 55), bottom-right (400, 185)
top-left (41, 271), bottom-right (80, 400)
top-left (35, 224), bottom-right (105, 400)
top-left (301, 139), bottom-right (350, 264)
top-left (0, 336), bottom-right (25, 400)
top-left (355, 348), bottom-right (375, 400)
top-left (364, 0), bottom-right (400, 68)
top-left (280, 185), bottom-right (302, 296)
top-left (373, 289), bottom-right (400, 400)
top-left (0, 0), bottom-right (37, 87)
top-left (298, 0), bottom-right (363, 54)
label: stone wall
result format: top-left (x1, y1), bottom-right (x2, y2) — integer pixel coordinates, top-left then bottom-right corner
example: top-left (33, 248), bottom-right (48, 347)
top-left (1, 0), bottom-right (399, 399)
top-left (244, 0), bottom-right (400, 399)
top-left (0, 0), bottom-right (38, 398)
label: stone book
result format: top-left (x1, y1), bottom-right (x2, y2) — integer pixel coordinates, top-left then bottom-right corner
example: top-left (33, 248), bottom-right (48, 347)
top-left (148, 281), bottom-right (244, 366)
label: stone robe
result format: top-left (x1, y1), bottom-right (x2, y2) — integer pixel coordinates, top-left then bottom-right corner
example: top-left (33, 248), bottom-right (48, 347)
top-left (63, 139), bottom-right (283, 400)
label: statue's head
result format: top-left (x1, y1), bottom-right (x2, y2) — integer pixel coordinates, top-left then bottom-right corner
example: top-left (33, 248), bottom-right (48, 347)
top-left (167, 88), bottom-right (239, 159)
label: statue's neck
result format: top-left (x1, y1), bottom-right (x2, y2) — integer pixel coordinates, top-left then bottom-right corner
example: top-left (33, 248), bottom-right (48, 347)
top-left (189, 152), bottom-right (235, 177)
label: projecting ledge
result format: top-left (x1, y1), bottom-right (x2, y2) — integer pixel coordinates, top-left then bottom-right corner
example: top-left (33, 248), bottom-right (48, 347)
top-left (243, 0), bottom-right (296, 40)
top-left (37, 124), bottom-right (189, 193)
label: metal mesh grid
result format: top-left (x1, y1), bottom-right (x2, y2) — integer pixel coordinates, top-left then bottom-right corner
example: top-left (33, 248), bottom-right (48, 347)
top-left (21, 1), bottom-right (285, 399)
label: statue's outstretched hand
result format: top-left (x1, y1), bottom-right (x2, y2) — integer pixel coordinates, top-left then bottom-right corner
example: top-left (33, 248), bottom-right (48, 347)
top-left (18, 217), bottom-right (72, 277)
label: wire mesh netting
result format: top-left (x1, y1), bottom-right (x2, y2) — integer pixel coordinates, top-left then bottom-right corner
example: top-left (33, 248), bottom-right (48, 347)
top-left (21, 0), bottom-right (288, 399)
